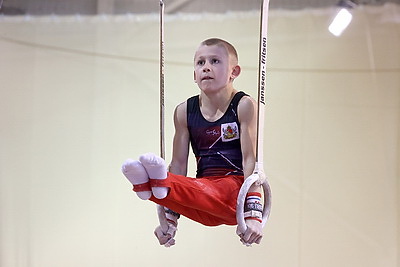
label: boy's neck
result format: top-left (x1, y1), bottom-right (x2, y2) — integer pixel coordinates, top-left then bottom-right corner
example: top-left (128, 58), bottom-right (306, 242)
top-left (199, 88), bottom-right (237, 122)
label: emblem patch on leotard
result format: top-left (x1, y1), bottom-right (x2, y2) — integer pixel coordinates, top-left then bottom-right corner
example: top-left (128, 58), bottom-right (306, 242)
top-left (221, 122), bottom-right (239, 142)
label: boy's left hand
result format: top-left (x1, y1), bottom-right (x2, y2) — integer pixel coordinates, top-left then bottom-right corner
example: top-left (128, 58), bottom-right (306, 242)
top-left (154, 222), bottom-right (177, 247)
top-left (237, 219), bottom-right (263, 245)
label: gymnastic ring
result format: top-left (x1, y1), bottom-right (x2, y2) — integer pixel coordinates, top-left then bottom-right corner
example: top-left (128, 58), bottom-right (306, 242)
top-left (156, 204), bottom-right (169, 233)
top-left (236, 173), bottom-right (271, 235)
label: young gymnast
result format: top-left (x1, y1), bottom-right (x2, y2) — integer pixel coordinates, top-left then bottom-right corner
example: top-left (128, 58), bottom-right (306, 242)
top-left (122, 38), bottom-right (264, 246)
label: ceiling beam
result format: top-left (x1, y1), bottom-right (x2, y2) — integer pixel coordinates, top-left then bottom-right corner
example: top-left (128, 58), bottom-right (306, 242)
top-left (97, 0), bottom-right (114, 14)
top-left (165, 0), bottom-right (195, 13)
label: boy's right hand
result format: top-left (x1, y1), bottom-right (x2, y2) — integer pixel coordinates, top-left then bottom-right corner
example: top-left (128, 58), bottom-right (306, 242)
top-left (154, 222), bottom-right (177, 247)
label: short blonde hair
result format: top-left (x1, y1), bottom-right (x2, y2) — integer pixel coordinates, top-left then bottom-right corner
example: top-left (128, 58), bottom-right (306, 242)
top-left (199, 38), bottom-right (238, 64)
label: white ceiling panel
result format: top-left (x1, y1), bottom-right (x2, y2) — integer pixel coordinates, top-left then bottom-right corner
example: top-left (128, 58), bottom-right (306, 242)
top-left (0, 0), bottom-right (399, 15)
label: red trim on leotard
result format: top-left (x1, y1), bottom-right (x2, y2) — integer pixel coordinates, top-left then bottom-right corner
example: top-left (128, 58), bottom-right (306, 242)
top-left (132, 182), bottom-right (151, 192)
top-left (149, 178), bottom-right (171, 188)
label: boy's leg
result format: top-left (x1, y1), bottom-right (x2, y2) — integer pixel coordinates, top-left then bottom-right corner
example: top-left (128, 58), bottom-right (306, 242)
top-left (122, 154), bottom-right (170, 200)
top-left (139, 153), bottom-right (169, 199)
top-left (123, 153), bottom-right (243, 226)
top-left (150, 172), bottom-right (243, 226)
top-left (121, 159), bottom-right (152, 200)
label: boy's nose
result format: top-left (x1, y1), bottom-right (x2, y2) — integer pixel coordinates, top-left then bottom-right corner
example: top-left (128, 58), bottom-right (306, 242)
top-left (202, 65), bottom-right (210, 72)
top-left (202, 60), bottom-right (211, 72)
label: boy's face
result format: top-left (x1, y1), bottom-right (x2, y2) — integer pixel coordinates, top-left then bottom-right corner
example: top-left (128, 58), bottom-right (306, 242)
top-left (193, 44), bottom-right (239, 94)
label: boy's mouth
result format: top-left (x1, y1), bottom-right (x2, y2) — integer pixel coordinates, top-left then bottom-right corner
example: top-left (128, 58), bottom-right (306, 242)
top-left (201, 76), bottom-right (213, 81)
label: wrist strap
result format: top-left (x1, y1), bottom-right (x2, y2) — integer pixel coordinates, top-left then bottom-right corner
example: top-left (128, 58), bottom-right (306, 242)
top-left (166, 219), bottom-right (177, 227)
top-left (164, 208), bottom-right (180, 219)
top-left (244, 210), bottom-right (263, 219)
top-left (245, 217), bottom-right (262, 223)
top-left (244, 192), bottom-right (263, 224)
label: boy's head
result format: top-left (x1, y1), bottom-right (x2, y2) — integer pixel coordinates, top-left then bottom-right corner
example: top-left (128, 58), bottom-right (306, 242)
top-left (193, 38), bottom-right (241, 91)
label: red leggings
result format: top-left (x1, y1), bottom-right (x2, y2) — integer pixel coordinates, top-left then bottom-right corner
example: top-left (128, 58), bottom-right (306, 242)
top-left (148, 172), bottom-right (244, 226)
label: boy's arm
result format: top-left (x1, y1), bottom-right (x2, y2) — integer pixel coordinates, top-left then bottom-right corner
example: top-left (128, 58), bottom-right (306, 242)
top-left (154, 101), bottom-right (189, 247)
top-left (169, 101), bottom-right (190, 176)
top-left (238, 96), bottom-right (263, 245)
top-left (238, 96), bottom-right (257, 182)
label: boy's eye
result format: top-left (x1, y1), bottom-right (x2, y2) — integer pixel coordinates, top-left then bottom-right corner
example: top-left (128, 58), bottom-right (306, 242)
top-left (196, 58), bottom-right (220, 66)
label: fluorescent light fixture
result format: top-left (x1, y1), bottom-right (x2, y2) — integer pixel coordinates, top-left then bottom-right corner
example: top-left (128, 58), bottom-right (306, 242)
top-left (329, 0), bottom-right (357, 36)
top-left (329, 8), bottom-right (353, 36)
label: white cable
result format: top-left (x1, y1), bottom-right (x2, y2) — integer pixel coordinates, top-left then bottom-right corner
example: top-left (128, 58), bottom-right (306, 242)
top-left (236, 0), bottom-right (272, 238)
top-left (159, 0), bottom-right (165, 160)
top-left (157, 0), bottom-right (170, 238)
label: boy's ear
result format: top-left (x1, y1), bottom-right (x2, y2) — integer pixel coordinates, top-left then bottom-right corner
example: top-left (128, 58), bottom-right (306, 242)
top-left (231, 65), bottom-right (241, 80)
top-left (194, 70), bottom-right (197, 83)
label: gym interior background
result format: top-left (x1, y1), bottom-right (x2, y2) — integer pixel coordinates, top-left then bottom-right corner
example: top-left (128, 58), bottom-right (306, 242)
top-left (0, 0), bottom-right (399, 266)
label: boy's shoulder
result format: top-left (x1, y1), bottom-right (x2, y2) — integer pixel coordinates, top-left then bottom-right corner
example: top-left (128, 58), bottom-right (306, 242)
top-left (237, 94), bottom-right (256, 111)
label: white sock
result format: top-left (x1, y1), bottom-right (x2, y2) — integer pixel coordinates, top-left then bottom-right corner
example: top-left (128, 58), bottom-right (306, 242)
top-left (139, 153), bottom-right (168, 199)
top-left (121, 159), bottom-right (151, 200)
